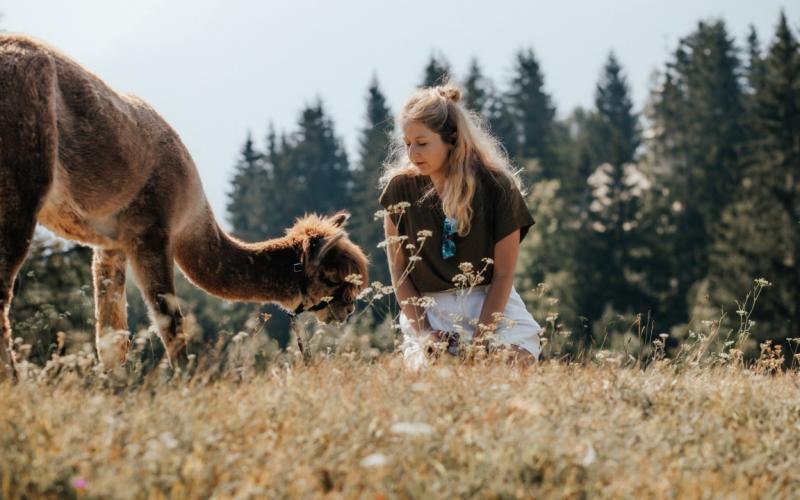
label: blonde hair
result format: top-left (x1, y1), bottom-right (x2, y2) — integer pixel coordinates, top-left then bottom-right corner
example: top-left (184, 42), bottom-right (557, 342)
top-left (380, 81), bottom-right (524, 236)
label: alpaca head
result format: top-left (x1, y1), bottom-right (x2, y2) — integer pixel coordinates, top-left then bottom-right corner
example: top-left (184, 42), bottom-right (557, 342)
top-left (287, 210), bottom-right (369, 323)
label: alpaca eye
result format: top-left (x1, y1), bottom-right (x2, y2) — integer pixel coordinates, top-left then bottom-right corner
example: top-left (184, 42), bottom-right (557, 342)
top-left (319, 274), bottom-right (340, 287)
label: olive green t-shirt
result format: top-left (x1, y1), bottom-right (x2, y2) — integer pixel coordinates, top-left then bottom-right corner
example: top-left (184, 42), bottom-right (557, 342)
top-left (379, 167), bottom-right (535, 293)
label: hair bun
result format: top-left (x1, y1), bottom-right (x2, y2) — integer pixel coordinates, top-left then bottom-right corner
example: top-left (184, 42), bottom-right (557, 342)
top-left (437, 84), bottom-right (462, 103)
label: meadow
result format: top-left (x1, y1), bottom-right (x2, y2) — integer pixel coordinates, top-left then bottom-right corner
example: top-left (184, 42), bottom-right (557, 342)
top-left (2, 321), bottom-right (799, 499)
top-left (2, 8), bottom-right (799, 498)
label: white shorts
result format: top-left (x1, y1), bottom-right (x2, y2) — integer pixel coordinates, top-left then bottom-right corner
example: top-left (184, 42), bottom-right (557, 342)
top-left (399, 285), bottom-right (542, 370)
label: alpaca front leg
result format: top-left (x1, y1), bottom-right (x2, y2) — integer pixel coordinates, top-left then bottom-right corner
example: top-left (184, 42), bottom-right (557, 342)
top-left (0, 216), bottom-right (39, 381)
top-left (0, 278), bottom-right (17, 380)
top-left (128, 242), bottom-right (187, 367)
top-left (153, 292), bottom-right (187, 364)
top-left (93, 248), bottom-right (130, 367)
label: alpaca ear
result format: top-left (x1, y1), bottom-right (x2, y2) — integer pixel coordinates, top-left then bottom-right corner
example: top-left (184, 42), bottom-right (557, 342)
top-left (329, 210), bottom-right (350, 228)
top-left (301, 232), bottom-right (345, 271)
top-left (313, 231), bottom-right (345, 267)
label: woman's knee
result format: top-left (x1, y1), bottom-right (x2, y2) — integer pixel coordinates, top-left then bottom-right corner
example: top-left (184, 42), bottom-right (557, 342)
top-left (506, 344), bottom-right (537, 367)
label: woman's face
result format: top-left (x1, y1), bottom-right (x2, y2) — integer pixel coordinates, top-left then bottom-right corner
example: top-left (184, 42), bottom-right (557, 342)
top-left (403, 121), bottom-right (452, 178)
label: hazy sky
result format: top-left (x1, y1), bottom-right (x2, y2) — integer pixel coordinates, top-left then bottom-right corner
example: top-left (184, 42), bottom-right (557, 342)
top-left (2, 1), bottom-right (796, 229)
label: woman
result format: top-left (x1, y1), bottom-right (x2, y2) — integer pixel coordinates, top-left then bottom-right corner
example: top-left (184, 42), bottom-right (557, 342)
top-left (379, 81), bottom-right (541, 369)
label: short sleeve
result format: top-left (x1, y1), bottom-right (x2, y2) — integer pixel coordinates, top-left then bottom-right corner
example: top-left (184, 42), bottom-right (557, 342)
top-left (491, 176), bottom-right (535, 244)
top-left (378, 175), bottom-right (408, 227)
top-left (378, 176), bottom-right (398, 209)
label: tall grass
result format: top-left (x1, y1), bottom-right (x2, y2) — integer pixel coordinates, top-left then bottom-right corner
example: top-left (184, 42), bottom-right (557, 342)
top-left (2, 350), bottom-right (800, 498)
top-left (2, 206), bottom-right (797, 498)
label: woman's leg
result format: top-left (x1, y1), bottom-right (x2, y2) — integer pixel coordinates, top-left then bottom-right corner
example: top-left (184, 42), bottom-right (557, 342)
top-left (493, 287), bottom-right (541, 365)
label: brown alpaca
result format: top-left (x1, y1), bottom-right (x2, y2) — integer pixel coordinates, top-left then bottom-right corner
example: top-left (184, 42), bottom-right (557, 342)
top-left (0, 34), bottom-right (368, 378)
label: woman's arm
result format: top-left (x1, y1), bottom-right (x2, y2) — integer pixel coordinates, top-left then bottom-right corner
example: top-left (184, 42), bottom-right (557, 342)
top-left (384, 214), bottom-right (434, 335)
top-left (475, 229), bottom-right (520, 340)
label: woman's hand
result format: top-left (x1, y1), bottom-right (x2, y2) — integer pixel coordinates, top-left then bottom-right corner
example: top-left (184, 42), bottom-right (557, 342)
top-left (425, 330), bottom-right (460, 358)
top-left (477, 229), bottom-right (520, 333)
top-left (424, 330), bottom-right (443, 358)
top-left (427, 330), bottom-right (445, 341)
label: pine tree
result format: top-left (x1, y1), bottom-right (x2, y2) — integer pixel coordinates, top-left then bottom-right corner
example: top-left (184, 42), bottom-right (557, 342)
top-left (420, 53), bottom-right (452, 87)
top-left (557, 107), bottom-right (594, 205)
top-left (572, 54), bottom-right (646, 324)
top-left (227, 131), bottom-right (269, 240)
top-left (590, 54), bottom-right (639, 167)
top-left (206, 130), bottom-right (285, 347)
top-left (463, 58), bottom-right (490, 116)
top-left (671, 19), bottom-right (744, 243)
top-left (351, 77), bottom-right (394, 287)
top-left (745, 25), bottom-right (767, 93)
top-left (263, 123), bottom-right (301, 235)
top-left (280, 100), bottom-right (351, 226)
top-left (485, 89), bottom-right (520, 160)
top-left (709, 11), bottom-right (800, 352)
top-left (649, 19), bottom-right (746, 327)
top-left (507, 48), bottom-right (558, 178)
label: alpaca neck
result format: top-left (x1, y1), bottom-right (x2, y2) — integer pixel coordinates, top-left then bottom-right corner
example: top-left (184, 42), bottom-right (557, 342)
top-left (174, 211), bottom-right (303, 307)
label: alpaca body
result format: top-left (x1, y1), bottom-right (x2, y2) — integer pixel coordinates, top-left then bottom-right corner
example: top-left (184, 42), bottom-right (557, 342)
top-left (0, 34), bottom-right (367, 378)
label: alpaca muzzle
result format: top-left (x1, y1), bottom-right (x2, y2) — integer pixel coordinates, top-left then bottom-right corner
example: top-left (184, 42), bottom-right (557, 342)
top-left (291, 262), bottom-right (351, 318)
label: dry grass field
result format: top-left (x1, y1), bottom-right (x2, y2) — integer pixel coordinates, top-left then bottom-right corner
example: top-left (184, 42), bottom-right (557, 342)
top-left (2, 332), bottom-right (800, 499)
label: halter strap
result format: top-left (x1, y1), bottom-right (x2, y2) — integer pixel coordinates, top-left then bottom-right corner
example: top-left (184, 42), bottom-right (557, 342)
top-left (290, 258), bottom-right (346, 317)
top-left (289, 258), bottom-right (347, 357)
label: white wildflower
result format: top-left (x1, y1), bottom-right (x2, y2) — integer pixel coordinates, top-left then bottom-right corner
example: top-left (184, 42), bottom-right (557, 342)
top-left (390, 422), bottom-right (433, 437)
top-left (344, 273), bottom-right (364, 286)
top-left (160, 432), bottom-right (179, 450)
top-left (436, 367), bottom-right (452, 379)
top-left (388, 201), bottom-right (411, 213)
top-left (581, 443), bottom-right (597, 467)
top-left (356, 287), bottom-right (373, 300)
top-left (401, 296), bottom-right (436, 308)
top-left (457, 262), bottom-right (474, 273)
top-left (361, 453), bottom-right (390, 468)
